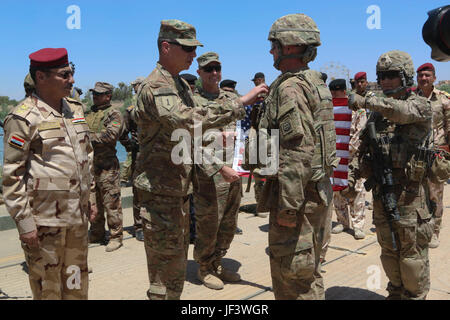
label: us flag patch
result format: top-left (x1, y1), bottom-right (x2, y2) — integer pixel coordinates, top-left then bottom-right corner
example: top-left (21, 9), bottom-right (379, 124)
top-left (72, 118), bottom-right (87, 124)
top-left (9, 135), bottom-right (25, 149)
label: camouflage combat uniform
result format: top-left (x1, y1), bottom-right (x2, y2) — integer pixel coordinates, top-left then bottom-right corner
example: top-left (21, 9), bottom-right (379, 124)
top-left (135, 54), bottom-right (245, 299)
top-left (251, 14), bottom-right (337, 300)
top-left (3, 94), bottom-right (95, 299)
top-left (418, 87), bottom-right (450, 240)
top-left (86, 102), bottom-right (124, 243)
top-left (193, 86), bottom-right (242, 278)
top-left (351, 51), bottom-right (434, 300)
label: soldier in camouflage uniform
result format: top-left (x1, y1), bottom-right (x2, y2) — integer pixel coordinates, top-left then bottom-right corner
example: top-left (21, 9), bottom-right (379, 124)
top-left (120, 77), bottom-right (145, 241)
top-left (2, 48), bottom-right (97, 299)
top-left (86, 82), bottom-right (124, 252)
top-left (249, 14), bottom-right (337, 299)
top-left (192, 52), bottom-right (243, 290)
top-left (120, 77), bottom-right (144, 187)
top-left (415, 62), bottom-right (450, 248)
top-left (329, 80), bottom-right (367, 240)
top-left (349, 50), bottom-right (434, 300)
top-left (134, 19), bottom-right (268, 300)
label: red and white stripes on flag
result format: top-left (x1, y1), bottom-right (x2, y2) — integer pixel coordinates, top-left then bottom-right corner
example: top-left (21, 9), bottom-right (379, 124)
top-left (332, 97), bottom-right (351, 191)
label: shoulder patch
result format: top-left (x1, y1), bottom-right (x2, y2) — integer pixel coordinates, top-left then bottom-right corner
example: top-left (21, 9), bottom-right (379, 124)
top-left (111, 121), bottom-right (121, 127)
top-left (9, 135), bottom-right (26, 149)
top-left (15, 104), bottom-right (31, 115)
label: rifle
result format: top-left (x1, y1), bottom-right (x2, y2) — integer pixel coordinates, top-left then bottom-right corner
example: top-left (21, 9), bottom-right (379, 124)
top-left (363, 116), bottom-right (400, 251)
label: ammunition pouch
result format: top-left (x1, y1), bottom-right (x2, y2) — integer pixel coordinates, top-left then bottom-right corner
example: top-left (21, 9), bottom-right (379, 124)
top-left (429, 149), bottom-right (450, 184)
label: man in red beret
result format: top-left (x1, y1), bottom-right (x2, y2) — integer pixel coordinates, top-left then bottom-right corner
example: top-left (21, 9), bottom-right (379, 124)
top-left (416, 62), bottom-right (450, 248)
top-left (2, 48), bottom-right (97, 299)
top-left (354, 72), bottom-right (371, 97)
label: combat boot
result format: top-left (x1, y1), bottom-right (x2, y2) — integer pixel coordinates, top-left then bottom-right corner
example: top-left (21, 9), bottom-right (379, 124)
top-left (354, 228), bottom-right (366, 239)
top-left (89, 232), bottom-right (105, 244)
top-left (212, 260), bottom-right (241, 283)
top-left (429, 234), bottom-right (440, 249)
top-left (135, 229), bottom-right (144, 242)
top-left (197, 265), bottom-right (224, 290)
top-left (331, 223), bottom-right (346, 234)
top-left (105, 239), bottom-right (123, 252)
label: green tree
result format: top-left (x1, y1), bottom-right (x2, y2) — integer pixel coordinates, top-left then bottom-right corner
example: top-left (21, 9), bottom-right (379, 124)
top-left (437, 84), bottom-right (450, 94)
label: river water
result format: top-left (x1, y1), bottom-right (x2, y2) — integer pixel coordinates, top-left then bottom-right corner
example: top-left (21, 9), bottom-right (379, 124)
top-left (0, 128), bottom-right (128, 166)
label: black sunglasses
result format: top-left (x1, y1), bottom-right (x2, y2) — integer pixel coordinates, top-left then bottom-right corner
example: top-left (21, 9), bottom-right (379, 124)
top-left (169, 42), bottom-right (196, 53)
top-left (378, 71), bottom-right (400, 80)
top-left (202, 65), bottom-right (222, 73)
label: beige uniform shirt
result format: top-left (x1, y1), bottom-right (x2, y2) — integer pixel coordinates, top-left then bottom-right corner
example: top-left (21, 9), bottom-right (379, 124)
top-left (418, 87), bottom-right (450, 147)
top-left (2, 94), bottom-right (95, 234)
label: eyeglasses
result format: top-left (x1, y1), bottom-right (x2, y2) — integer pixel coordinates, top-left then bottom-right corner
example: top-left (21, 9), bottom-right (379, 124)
top-left (169, 42), bottom-right (197, 53)
top-left (48, 70), bottom-right (74, 80)
top-left (202, 65), bottom-right (222, 73)
top-left (378, 71), bottom-right (400, 80)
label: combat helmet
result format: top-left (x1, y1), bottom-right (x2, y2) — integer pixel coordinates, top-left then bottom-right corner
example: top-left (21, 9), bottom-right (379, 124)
top-left (268, 13), bottom-right (321, 68)
top-left (24, 73), bottom-right (35, 96)
top-left (376, 50), bottom-right (415, 96)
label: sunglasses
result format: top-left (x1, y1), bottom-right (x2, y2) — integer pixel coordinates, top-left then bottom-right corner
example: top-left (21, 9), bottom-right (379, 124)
top-left (378, 71), bottom-right (400, 80)
top-left (169, 42), bottom-right (196, 53)
top-left (202, 65), bottom-right (222, 73)
top-left (92, 91), bottom-right (108, 96)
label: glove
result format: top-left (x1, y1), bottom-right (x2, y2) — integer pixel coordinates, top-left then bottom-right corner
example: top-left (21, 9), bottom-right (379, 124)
top-left (348, 93), bottom-right (366, 111)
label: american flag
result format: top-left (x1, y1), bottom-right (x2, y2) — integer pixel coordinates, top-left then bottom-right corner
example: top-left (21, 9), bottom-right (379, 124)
top-left (232, 103), bottom-right (258, 176)
top-left (240, 104), bottom-right (255, 139)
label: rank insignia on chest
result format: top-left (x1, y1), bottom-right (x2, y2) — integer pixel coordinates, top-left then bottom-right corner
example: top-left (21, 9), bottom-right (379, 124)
top-left (9, 135), bottom-right (25, 149)
top-left (72, 117), bottom-right (87, 124)
top-left (111, 121), bottom-right (121, 127)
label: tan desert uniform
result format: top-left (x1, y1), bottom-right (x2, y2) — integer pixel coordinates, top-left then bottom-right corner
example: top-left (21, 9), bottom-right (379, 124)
top-left (418, 87), bottom-right (450, 239)
top-left (333, 109), bottom-right (367, 229)
top-left (3, 94), bottom-right (95, 299)
top-left (193, 84), bottom-right (243, 280)
top-left (86, 83), bottom-right (124, 244)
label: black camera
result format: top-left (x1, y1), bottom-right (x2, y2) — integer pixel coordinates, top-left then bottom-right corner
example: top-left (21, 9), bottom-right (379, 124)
top-left (422, 5), bottom-right (450, 62)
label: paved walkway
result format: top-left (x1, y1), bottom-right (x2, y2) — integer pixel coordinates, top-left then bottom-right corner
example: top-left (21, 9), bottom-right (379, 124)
top-left (0, 184), bottom-right (449, 300)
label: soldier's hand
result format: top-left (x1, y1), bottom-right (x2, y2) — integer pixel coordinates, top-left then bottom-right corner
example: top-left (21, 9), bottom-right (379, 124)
top-left (20, 230), bottom-right (39, 248)
top-left (89, 203), bottom-right (98, 223)
top-left (219, 166), bottom-right (239, 183)
top-left (239, 84), bottom-right (269, 106)
top-left (348, 93), bottom-right (365, 111)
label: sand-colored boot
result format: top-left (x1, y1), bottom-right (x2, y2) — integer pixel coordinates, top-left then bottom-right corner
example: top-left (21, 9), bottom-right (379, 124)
top-left (197, 265), bottom-right (224, 290)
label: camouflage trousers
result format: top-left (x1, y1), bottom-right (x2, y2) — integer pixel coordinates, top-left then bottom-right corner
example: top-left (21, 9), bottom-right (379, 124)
top-left (333, 179), bottom-right (366, 230)
top-left (426, 179), bottom-right (444, 236)
top-left (253, 173), bottom-right (265, 205)
top-left (120, 152), bottom-right (133, 183)
top-left (140, 192), bottom-right (190, 300)
top-left (90, 161), bottom-right (123, 241)
top-left (320, 203), bottom-right (333, 261)
top-left (373, 182), bottom-right (433, 300)
top-left (22, 223), bottom-right (89, 300)
top-left (193, 172), bottom-right (242, 267)
top-left (268, 179), bottom-right (330, 300)
top-left (130, 152), bottom-right (142, 231)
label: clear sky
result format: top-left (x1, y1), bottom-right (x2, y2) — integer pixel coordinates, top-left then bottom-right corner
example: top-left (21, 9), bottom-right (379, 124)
top-left (0, 0), bottom-right (449, 100)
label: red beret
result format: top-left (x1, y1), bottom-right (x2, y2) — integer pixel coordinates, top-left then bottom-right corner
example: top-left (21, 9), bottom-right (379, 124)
top-left (354, 72), bottom-right (367, 80)
top-left (29, 48), bottom-right (69, 68)
top-left (417, 63), bottom-right (435, 73)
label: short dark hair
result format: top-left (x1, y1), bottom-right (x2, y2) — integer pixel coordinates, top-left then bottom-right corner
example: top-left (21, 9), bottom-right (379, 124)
top-left (29, 65), bottom-right (51, 82)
